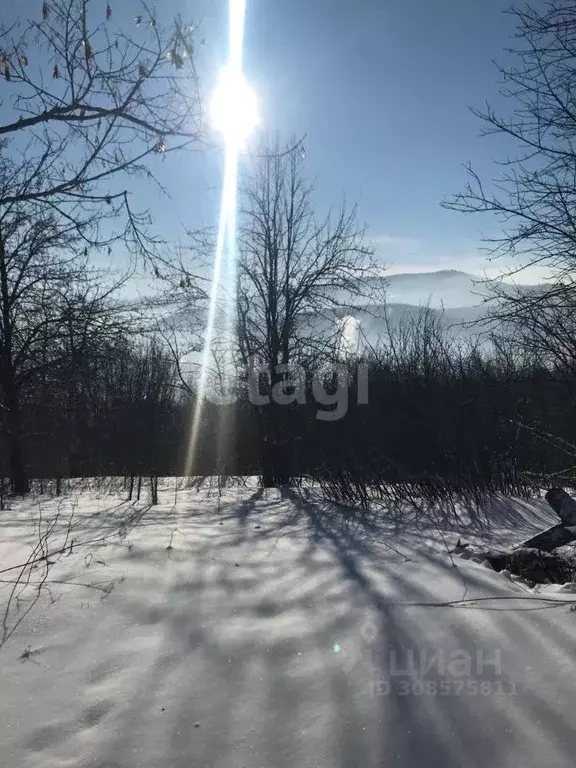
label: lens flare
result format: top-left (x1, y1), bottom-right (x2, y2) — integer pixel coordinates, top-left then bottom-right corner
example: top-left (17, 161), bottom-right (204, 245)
top-left (185, 0), bottom-right (256, 477)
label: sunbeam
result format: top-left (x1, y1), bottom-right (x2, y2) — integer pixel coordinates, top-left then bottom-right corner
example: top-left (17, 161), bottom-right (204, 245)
top-left (184, 0), bottom-right (258, 477)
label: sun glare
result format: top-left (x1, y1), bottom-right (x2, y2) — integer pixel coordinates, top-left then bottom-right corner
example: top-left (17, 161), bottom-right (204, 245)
top-left (210, 66), bottom-right (259, 149)
top-left (185, 0), bottom-right (257, 477)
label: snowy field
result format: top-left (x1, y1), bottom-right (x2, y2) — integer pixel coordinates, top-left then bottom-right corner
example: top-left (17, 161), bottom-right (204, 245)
top-left (2, 479), bottom-right (576, 767)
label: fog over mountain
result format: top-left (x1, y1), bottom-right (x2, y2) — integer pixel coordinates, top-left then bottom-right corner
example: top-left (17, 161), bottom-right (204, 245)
top-left (376, 269), bottom-right (490, 309)
top-left (170, 269), bottom-right (536, 355)
top-left (331, 269), bottom-right (538, 351)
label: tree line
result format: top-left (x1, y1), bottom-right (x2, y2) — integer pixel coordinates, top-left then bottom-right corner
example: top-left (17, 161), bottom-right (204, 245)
top-left (6, 303), bottom-right (576, 499)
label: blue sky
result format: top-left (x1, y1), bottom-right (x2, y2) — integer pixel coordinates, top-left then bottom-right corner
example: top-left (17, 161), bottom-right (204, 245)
top-left (0, 0), bottom-right (541, 278)
top-left (155, 0), bottom-right (532, 276)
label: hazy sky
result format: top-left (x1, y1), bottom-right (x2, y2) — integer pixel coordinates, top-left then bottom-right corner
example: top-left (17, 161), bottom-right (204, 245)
top-left (1, 0), bottom-right (539, 277)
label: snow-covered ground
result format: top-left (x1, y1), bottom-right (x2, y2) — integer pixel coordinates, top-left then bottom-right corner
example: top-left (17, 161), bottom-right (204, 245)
top-left (1, 480), bottom-right (576, 767)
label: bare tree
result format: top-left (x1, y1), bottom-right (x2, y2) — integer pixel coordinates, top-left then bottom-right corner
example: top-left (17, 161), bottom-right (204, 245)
top-left (237, 140), bottom-right (378, 485)
top-left (238, 141), bottom-right (376, 368)
top-left (0, 0), bottom-right (204, 491)
top-left (40, 281), bottom-right (139, 477)
top-left (0, 208), bottom-right (87, 493)
top-left (443, 0), bottom-right (576, 438)
top-left (0, 0), bottom-right (201, 256)
top-left (483, 278), bottom-right (576, 374)
top-left (445, 2), bottom-right (576, 275)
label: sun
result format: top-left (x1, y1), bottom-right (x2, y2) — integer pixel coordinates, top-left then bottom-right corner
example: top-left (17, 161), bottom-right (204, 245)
top-left (209, 65), bottom-right (259, 149)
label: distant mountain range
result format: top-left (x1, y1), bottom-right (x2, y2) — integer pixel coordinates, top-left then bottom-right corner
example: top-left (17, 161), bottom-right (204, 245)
top-left (369, 269), bottom-right (491, 310)
top-left (320, 270), bottom-right (537, 349)
top-left (171, 269), bottom-right (537, 353)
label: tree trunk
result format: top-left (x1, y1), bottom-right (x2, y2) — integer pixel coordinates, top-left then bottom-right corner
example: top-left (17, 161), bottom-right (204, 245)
top-left (258, 363), bottom-right (293, 488)
top-left (3, 378), bottom-right (28, 494)
top-left (0, 302), bottom-right (28, 494)
top-left (0, 234), bottom-right (29, 495)
top-left (259, 407), bottom-right (291, 487)
top-left (149, 474), bottom-right (158, 505)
